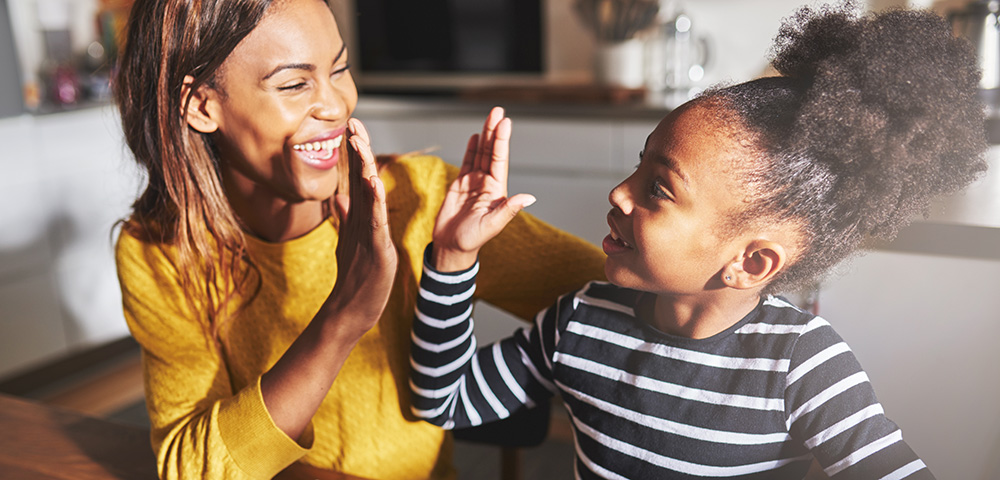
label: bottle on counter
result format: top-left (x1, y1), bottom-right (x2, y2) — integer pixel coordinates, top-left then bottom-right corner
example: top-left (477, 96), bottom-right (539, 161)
top-left (643, 0), bottom-right (711, 107)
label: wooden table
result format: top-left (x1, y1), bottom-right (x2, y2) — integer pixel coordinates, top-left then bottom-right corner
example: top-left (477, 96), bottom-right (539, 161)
top-left (0, 394), bottom-right (366, 480)
top-left (0, 393), bottom-right (157, 479)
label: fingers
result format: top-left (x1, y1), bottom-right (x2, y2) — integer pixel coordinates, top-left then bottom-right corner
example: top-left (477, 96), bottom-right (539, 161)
top-left (460, 134), bottom-right (478, 177)
top-left (482, 193), bottom-right (536, 237)
top-left (475, 106), bottom-right (504, 172)
top-left (348, 118), bottom-right (371, 146)
top-left (368, 174), bottom-right (392, 248)
top-left (352, 136), bottom-right (379, 186)
top-left (347, 128), bottom-right (377, 234)
top-left (490, 117), bottom-right (512, 196)
top-left (348, 123), bottom-right (390, 241)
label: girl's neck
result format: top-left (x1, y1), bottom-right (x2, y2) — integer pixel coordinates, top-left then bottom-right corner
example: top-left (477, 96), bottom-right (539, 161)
top-left (650, 292), bottom-right (762, 339)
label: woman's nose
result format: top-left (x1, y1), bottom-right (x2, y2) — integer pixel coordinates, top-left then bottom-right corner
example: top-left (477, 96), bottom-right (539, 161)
top-left (609, 178), bottom-right (634, 215)
top-left (312, 80), bottom-right (348, 121)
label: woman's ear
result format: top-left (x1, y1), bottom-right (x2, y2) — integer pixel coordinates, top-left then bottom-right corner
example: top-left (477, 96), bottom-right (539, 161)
top-left (180, 75), bottom-right (220, 134)
top-left (722, 240), bottom-right (787, 290)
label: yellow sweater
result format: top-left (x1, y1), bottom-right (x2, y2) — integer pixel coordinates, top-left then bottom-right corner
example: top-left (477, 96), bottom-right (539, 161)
top-left (116, 155), bottom-right (606, 480)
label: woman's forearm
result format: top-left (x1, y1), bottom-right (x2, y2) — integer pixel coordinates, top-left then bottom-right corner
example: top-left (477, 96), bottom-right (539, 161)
top-left (259, 304), bottom-right (369, 443)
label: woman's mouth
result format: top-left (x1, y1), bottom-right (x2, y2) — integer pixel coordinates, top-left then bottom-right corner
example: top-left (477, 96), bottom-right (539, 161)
top-left (292, 135), bottom-right (343, 169)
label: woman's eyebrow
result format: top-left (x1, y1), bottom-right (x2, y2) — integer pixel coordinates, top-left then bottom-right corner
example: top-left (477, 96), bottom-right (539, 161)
top-left (262, 63), bottom-right (315, 80)
top-left (261, 43), bottom-right (347, 80)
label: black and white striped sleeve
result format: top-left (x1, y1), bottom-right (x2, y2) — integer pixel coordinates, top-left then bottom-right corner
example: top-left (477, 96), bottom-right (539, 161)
top-left (410, 244), bottom-right (560, 430)
top-left (785, 317), bottom-right (935, 479)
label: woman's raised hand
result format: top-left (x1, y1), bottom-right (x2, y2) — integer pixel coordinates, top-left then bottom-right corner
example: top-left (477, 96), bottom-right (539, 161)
top-left (432, 106), bottom-right (536, 272)
top-left (326, 118), bottom-right (397, 334)
top-left (261, 119), bottom-right (397, 441)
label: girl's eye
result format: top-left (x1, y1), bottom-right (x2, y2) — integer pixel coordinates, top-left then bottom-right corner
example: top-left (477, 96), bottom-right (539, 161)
top-left (650, 178), bottom-right (672, 200)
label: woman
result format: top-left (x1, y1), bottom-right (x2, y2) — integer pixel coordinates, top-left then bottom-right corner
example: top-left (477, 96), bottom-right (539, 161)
top-left (113, 0), bottom-right (605, 478)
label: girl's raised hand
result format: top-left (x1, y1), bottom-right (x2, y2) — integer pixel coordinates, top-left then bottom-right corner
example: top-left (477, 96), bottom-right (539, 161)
top-left (326, 118), bottom-right (397, 334)
top-left (432, 106), bottom-right (536, 272)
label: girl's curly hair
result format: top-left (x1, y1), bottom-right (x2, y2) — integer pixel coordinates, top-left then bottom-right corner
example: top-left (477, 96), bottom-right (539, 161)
top-left (702, 2), bottom-right (988, 293)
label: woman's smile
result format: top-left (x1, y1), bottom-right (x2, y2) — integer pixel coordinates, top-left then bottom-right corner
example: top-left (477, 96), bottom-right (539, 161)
top-left (292, 128), bottom-right (345, 170)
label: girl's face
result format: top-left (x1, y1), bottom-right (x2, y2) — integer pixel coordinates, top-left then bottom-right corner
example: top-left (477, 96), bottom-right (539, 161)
top-left (205, 0), bottom-right (357, 205)
top-left (603, 102), bottom-right (756, 296)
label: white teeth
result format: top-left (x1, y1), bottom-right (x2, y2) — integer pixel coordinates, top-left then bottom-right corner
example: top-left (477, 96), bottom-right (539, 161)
top-left (610, 231), bottom-right (630, 247)
top-left (293, 135), bottom-right (344, 153)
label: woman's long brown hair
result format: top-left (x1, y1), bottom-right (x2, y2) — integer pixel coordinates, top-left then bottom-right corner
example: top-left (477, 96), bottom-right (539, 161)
top-left (115, 0), bottom-right (279, 339)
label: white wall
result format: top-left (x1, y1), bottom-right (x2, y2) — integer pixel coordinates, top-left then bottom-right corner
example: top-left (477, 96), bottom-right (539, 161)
top-left (0, 106), bottom-right (137, 378)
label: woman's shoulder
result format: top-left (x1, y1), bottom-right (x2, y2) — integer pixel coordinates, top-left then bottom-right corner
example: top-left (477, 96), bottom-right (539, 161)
top-left (115, 221), bottom-right (182, 281)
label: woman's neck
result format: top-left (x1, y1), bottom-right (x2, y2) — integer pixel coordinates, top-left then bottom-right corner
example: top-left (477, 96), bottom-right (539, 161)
top-left (651, 291), bottom-right (762, 339)
top-left (225, 185), bottom-right (327, 243)
top-left (241, 200), bottom-right (326, 243)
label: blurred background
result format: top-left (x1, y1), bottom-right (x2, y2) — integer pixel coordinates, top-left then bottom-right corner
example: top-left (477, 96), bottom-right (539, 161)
top-left (0, 0), bottom-right (997, 479)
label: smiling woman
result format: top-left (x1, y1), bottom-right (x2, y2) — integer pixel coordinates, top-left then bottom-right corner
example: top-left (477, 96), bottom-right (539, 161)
top-left (111, 0), bottom-right (606, 479)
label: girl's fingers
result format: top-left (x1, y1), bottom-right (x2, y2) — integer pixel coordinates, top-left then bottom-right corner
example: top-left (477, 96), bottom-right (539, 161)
top-left (460, 134), bottom-right (478, 177)
top-left (490, 117), bottom-right (512, 197)
top-left (482, 193), bottom-right (536, 238)
top-left (476, 107), bottom-right (503, 172)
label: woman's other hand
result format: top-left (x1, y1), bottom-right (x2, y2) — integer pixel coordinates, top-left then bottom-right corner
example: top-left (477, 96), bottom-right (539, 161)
top-left (432, 106), bottom-right (536, 272)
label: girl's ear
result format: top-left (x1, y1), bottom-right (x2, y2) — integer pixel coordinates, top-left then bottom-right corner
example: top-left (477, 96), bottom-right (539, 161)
top-left (181, 75), bottom-right (220, 134)
top-left (722, 240), bottom-right (787, 290)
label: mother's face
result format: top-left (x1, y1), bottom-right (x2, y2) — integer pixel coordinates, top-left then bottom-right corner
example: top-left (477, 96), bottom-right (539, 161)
top-left (188, 0), bottom-right (358, 205)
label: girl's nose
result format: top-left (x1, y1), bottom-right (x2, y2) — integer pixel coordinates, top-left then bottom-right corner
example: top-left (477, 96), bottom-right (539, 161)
top-left (609, 178), bottom-right (634, 215)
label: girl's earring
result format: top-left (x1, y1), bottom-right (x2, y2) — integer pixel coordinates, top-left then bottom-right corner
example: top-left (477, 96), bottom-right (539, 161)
top-left (725, 275), bottom-right (732, 281)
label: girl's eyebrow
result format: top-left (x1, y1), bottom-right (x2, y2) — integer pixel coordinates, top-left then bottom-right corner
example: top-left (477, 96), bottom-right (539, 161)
top-left (261, 43), bottom-right (348, 80)
top-left (655, 155), bottom-right (690, 189)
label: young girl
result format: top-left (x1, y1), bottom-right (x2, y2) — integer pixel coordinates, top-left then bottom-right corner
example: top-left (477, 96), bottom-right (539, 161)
top-left (410, 4), bottom-right (986, 479)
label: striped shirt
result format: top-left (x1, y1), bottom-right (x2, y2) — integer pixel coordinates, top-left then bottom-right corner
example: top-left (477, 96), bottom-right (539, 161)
top-left (410, 253), bottom-right (934, 479)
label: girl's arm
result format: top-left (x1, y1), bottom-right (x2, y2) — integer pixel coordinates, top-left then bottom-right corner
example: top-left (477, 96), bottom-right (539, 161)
top-left (410, 247), bottom-right (566, 428)
top-left (786, 320), bottom-right (935, 479)
top-left (410, 106), bottom-right (561, 428)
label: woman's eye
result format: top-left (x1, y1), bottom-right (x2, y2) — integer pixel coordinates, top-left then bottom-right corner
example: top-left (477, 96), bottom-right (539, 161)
top-left (331, 63), bottom-right (351, 79)
top-left (278, 82), bottom-right (307, 92)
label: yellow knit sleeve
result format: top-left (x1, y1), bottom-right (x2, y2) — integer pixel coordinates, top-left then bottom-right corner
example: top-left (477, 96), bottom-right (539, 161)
top-left (115, 232), bottom-right (310, 480)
